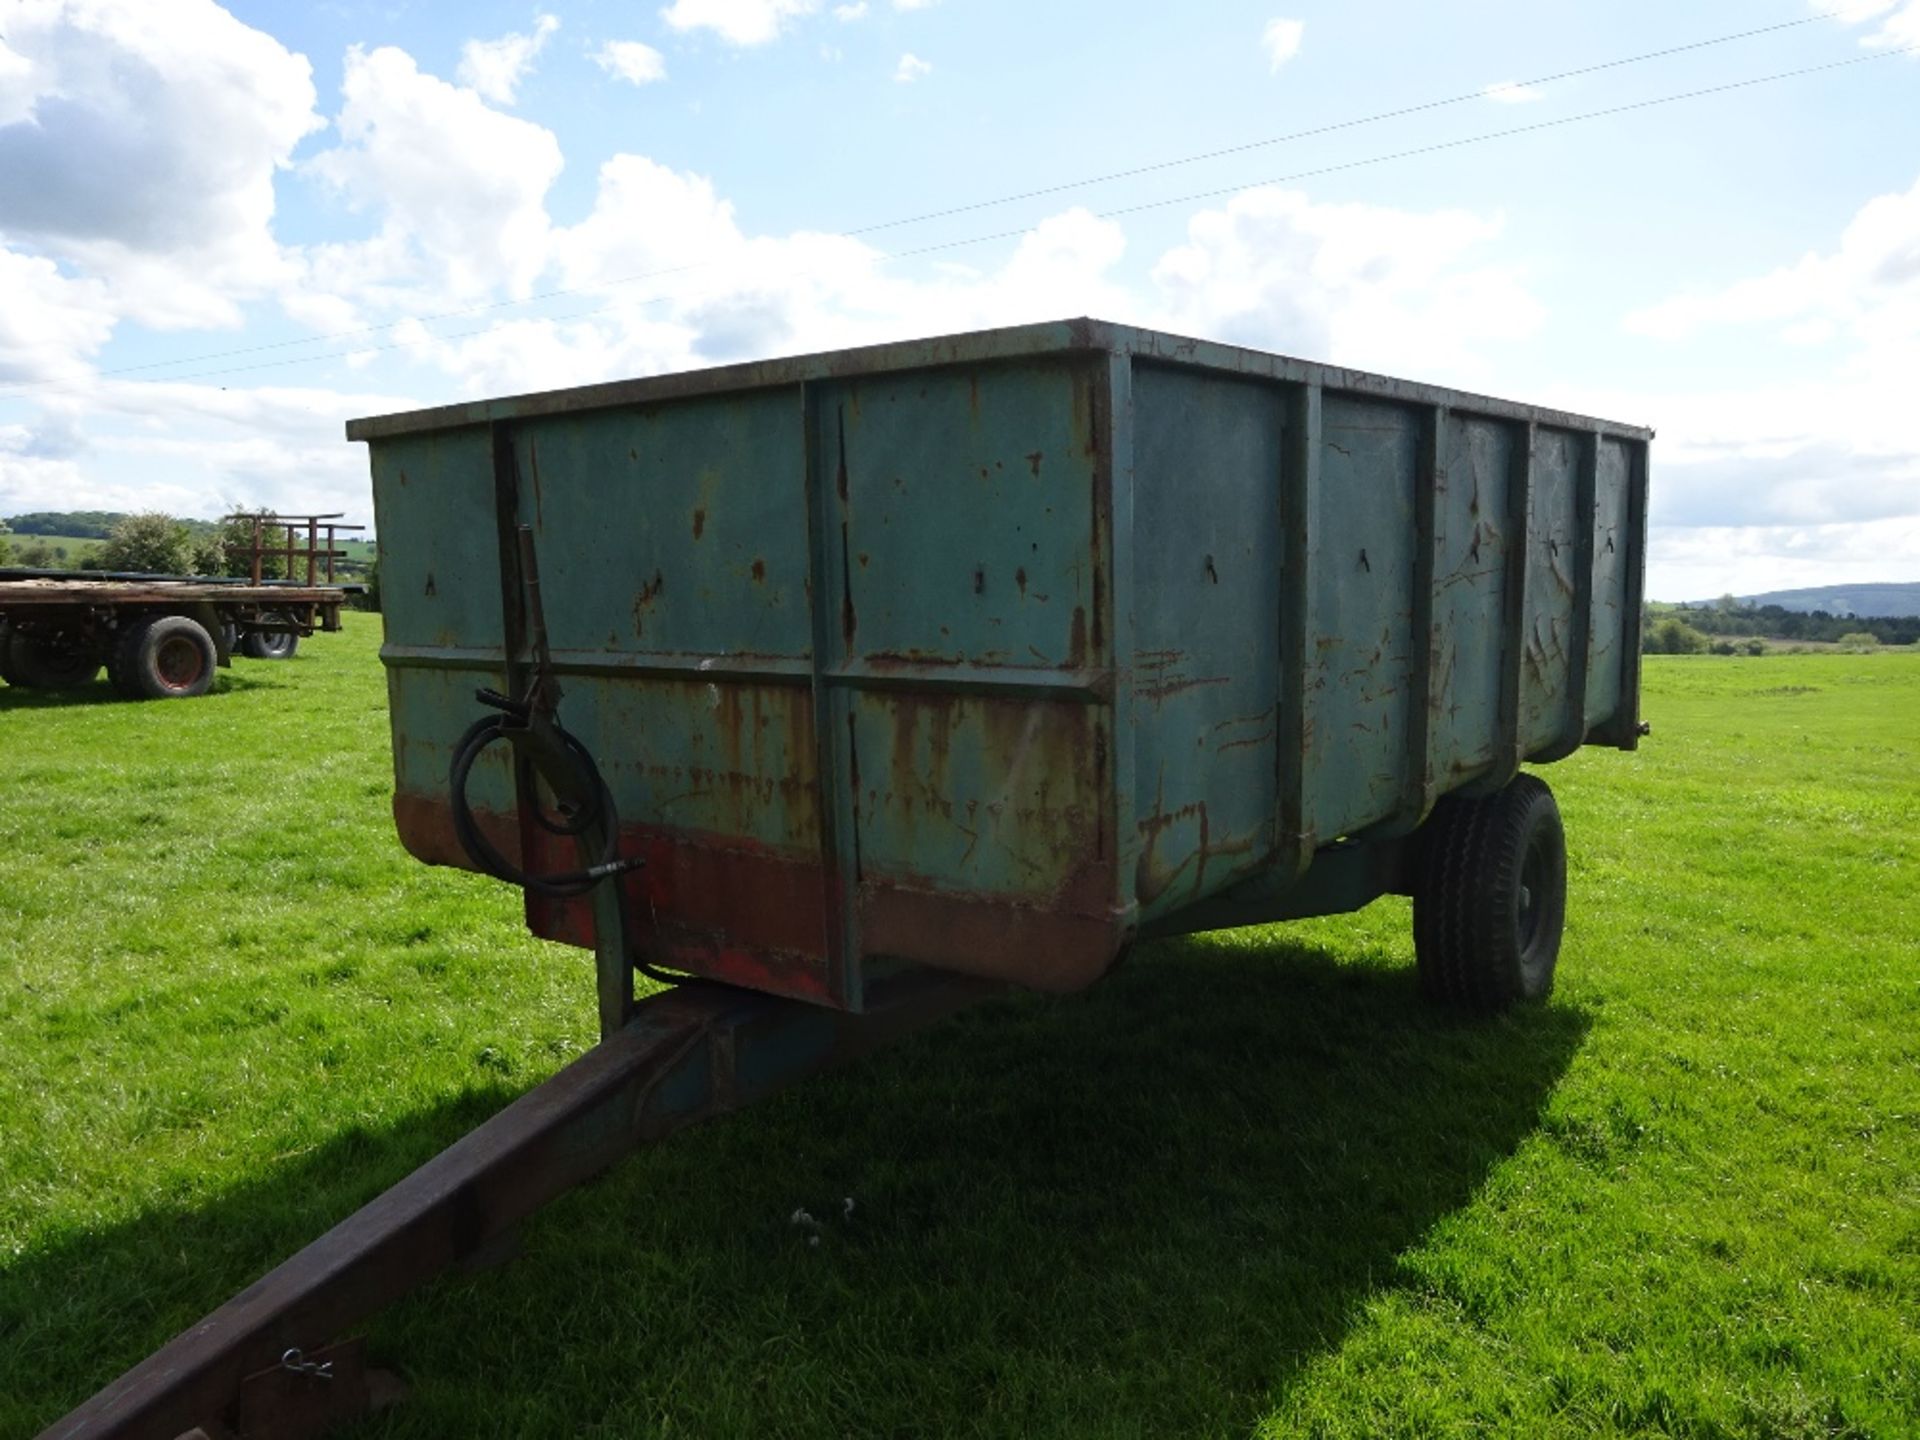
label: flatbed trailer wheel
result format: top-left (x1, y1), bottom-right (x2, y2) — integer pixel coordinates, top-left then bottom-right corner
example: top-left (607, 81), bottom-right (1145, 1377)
top-left (1412, 772), bottom-right (1567, 1011)
top-left (240, 611), bottom-right (298, 660)
top-left (111, 615), bottom-right (218, 700)
top-left (0, 625), bottom-right (102, 689)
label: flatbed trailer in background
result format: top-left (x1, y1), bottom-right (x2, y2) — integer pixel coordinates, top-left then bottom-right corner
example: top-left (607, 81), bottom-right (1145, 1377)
top-left (0, 572), bottom-right (348, 700)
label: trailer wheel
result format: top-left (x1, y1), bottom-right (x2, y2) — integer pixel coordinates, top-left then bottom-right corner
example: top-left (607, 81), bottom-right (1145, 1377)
top-left (1412, 773), bottom-right (1566, 1012)
top-left (1, 627), bottom-right (103, 689)
top-left (240, 613), bottom-right (298, 660)
top-left (114, 616), bottom-right (218, 700)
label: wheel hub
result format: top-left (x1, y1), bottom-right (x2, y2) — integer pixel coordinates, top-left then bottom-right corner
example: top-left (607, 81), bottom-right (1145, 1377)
top-left (1517, 836), bottom-right (1551, 952)
top-left (156, 635), bottom-right (206, 689)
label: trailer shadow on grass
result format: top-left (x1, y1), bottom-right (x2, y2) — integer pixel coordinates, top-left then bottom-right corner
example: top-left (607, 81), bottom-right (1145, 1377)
top-left (0, 669), bottom-right (293, 709)
top-left (7, 938), bottom-right (1589, 1439)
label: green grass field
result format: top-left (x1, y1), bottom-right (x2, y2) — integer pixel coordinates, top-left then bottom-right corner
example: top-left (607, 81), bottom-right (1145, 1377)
top-left (1, 533), bottom-right (107, 564)
top-left (2, 619), bottom-right (1915, 1438)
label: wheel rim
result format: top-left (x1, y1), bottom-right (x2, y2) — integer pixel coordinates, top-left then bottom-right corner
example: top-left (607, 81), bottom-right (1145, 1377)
top-left (1517, 827), bottom-right (1555, 954)
top-left (156, 635), bottom-right (206, 690)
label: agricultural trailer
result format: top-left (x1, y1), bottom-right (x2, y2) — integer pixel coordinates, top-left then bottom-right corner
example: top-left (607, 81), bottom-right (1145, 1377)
top-left (0, 574), bottom-right (344, 700)
top-left (42, 320), bottom-right (1649, 1437)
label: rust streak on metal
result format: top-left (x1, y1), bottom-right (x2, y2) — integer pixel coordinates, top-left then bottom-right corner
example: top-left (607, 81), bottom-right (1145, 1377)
top-left (839, 523), bottom-right (857, 648)
top-left (631, 571), bottom-right (666, 637)
top-left (1214, 729), bottom-right (1276, 755)
top-left (1137, 675), bottom-right (1230, 703)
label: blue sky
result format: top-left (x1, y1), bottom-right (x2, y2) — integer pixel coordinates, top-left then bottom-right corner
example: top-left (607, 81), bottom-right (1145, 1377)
top-left (2, 0), bottom-right (1917, 598)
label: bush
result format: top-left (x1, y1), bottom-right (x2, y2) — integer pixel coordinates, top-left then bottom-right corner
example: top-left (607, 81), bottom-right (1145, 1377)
top-left (96, 512), bottom-right (195, 575)
top-left (1646, 617), bottom-right (1710, 655)
top-left (1745, 639), bottom-right (1768, 656)
top-left (215, 511), bottom-right (289, 580)
top-left (1837, 632), bottom-right (1879, 648)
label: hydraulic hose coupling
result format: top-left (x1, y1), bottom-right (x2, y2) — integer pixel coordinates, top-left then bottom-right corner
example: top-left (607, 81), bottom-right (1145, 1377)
top-left (448, 687), bottom-right (644, 898)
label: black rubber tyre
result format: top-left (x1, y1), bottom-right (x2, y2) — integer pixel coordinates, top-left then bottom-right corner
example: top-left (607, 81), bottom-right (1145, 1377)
top-left (113, 615), bottom-right (217, 700)
top-left (1, 626), bottom-right (103, 689)
top-left (1412, 773), bottom-right (1567, 1012)
top-left (240, 614), bottom-right (298, 660)
top-left (107, 620), bottom-right (149, 699)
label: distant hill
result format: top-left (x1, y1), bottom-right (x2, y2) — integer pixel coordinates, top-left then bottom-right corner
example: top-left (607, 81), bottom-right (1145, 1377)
top-left (6, 509), bottom-right (219, 539)
top-left (1684, 582), bottom-right (1920, 619)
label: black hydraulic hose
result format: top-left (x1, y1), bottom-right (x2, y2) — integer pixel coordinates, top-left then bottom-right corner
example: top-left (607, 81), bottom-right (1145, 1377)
top-left (448, 689), bottom-right (690, 989)
top-left (448, 707), bottom-right (631, 899)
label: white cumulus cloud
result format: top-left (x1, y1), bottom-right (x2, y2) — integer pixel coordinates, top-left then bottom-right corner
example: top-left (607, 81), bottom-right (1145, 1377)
top-left (0, 251), bottom-right (117, 386)
top-left (1813, 0), bottom-right (1920, 49)
top-left (306, 45), bottom-right (565, 305)
top-left (0, 0), bottom-right (321, 330)
top-left (1568, 169), bottom-right (1920, 593)
top-left (1261, 18), bottom-right (1304, 72)
top-left (594, 40), bottom-right (668, 86)
top-left (894, 52), bottom-right (932, 83)
top-left (0, 379), bottom-right (422, 523)
top-left (1624, 171), bottom-right (1920, 345)
top-left (660, 0), bottom-right (819, 46)
top-left (1152, 187), bottom-right (1543, 382)
top-left (457, 14), bottom-right (560, 105)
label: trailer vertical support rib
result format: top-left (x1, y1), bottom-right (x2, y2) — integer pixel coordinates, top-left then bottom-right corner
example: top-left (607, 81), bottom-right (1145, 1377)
top-left (1276, 381), bottom-right (1321, 878)
top-left (1099, 351), bottom-right (1140, 941)
top-left (802, 380), bottom-right (864, 1011)
top-left (1553, 430), bottom-right (1600, 759)
top-left (1617, 436), bottom-right (1652, 749)
top-left (1399, 402), bottom-right (1445, 829)
top-left (1497, 421), bottom-right (1536, 785)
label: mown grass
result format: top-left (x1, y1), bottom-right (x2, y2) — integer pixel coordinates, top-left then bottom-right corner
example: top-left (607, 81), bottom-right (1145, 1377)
top-left (1, 621), bottom-right (1915, 1438)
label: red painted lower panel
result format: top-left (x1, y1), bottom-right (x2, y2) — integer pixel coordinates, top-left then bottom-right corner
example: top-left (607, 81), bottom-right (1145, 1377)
top-left (392, 791), bottom-right (1123, 1010)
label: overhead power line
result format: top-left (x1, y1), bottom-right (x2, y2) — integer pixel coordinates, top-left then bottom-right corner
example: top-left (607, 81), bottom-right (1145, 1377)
top-left (0, 13), bottom-right (1835, 396)
top-left (837, 13), bottom-right (1829, 238)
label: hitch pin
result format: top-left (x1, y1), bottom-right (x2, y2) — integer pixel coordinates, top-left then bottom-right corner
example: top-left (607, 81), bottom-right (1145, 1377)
top-left (280, 1347), bottom-right (335, 1382)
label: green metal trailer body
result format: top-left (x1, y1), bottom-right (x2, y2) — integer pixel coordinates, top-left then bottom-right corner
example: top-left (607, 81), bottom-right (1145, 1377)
top-left (349, 318), bottom-right (1650, 1012)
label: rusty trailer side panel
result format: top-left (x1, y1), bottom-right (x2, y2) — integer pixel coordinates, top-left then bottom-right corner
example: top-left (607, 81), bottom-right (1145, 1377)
top-left (349, 318), bottom-right (1649, 1011)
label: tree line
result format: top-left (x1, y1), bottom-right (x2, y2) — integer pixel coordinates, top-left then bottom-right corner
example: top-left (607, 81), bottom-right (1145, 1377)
top-left (2, 511), bottom-right (287, 577)
top-left (1644, 599), bottom-right (1917, 653)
